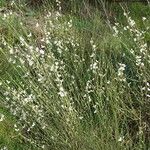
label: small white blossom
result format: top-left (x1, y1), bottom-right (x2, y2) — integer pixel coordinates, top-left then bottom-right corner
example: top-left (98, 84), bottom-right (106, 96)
top-left (118, 136), bottom-right (124, 142)
top-left (27, 33), bottom-right (32, 37)
top-left (118, 63), bottom-right (126, 82)
top-left (39, 49), bottom-right (45, 55)
top-left (79, 116), bottom-right (83, 120)
top-left (36, 23), bottom-right (39, 28)
top-left (0, 114), bottom-right (5, 122)
top-left (113, 26), bottom-right (119, 36)
top-left (142, 17), bottom-right (146, 21)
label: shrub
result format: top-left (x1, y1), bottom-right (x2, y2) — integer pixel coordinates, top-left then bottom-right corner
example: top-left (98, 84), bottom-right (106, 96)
top-left (0, 1), bottom-right (150, 149)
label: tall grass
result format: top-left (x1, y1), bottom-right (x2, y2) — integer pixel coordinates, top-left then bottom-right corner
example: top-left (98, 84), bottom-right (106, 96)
top-left (0, 0), bottom-right (150, 149)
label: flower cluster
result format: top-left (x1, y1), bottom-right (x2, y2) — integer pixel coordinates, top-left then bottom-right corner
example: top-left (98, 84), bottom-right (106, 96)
top-left (117, 63), bottom-right (126, 82)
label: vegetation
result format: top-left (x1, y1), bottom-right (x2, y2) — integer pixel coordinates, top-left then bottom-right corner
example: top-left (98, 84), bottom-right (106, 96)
top-left (0, 0), bottom-right (150, 149)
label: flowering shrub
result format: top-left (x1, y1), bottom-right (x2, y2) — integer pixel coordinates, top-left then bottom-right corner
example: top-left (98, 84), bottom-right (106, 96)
top-left (0, 1), bottom-right (150, 149)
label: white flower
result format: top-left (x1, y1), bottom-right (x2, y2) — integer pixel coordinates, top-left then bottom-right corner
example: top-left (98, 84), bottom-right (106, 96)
top-left (27, 33), bottom-right (32, 37)
top-left (9, 48), bottom-right (14, 54)
top-left (39, 49), bottom-right (45, 55)
top-left (118, 63), bottom-right (126, 72)
top-left (118, 136), bottom-right (124, 142)
top-left (112, 26), bottom-right (119, 36)
top-left (58, 90), bottom-right (67, 97)
top-left (9, 11), bottom-right (12, 15)
top-left (107, 81), bottom-right (110, 84)
top-left (0, 113), bottom-right (5, 122)
top-left (36, 23), bottom-right (39, 28)
top-left (3, 14), bottom-right (7, 19)
top-left (51, 136), bottom-right (54, 140)
top-left (1, 146), bottom-right (8, 150)
top-left (129, 19), bottom-right (135, 27)
top-left (19, 36), bottom-right (25, 42)
top-left (124, 27), bottom-right (127, 30)
top-left (91, 62), bottom-right (98, 70)
top-left (92, 44), bottom-right (96, 49)
top-left (123, 12), bottom-right (127, 17)
top-left (11, 1), bottom-right (15, 5)
top-left (146, 82), bottom-right (150, 86)
top-left (79, 116), bottom-right (83, 120)
top-left (94, 109), bottom-right (97, 114)
top-left (41, 145), bottom-right (45, 149)
top-left (142, 17), bottom-right (146, 21)
top-left (147, 94), bottom-right (150, 98)
top-left (42, 125), bottom-right (46, 129)
top-left (28, 58), bottom-right (34, 66)
top-left (118, 63), bottom-right (126, 81)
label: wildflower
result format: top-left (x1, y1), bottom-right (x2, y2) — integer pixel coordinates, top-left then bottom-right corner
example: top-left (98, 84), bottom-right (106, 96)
top-left (11, 1), bottom-right (15, 6)
top-left (129, 18), bottom-right (135, 27)
top-left (3, 14), bottom-right (7, 19)
top-left (0, 146), bottom-right (8, 150)
top-left (112, 26), bottom-right (119, 36)
top-left (9, 48), bottom-right (14, 54)
top-left (118, 63), bottom-right (126, 76)
top-left (123, 27), bottom-right (127, 30)
top-left (39, 49), bottom-right (45, 55)
top-left (36, 23), bottom-right (39, 28)
top-left (130, 49), bottom-right (134, 54)
top-left (90, 53), bottom-right (95, 58)
top-left (118, 63), bottom-right (126, 82)
top-left (58, 89), bottom-right (67, 97)
top-left (123, 12), bottom-right (128, 17)
top-left (27, 33), bottom-right (32, 37)
top-left (41, 145), bottom-right (45, 149)
top-left (42, 125), bottom-right (46, 129)
top-left (9, 11), bottom-right (12, 15)
top-left (147, 94), bottom-right (150, 98)
top-left (19, 58), bottom-right (25, 64)
top-left (107, 81), bottom-right (110, 84)
top-left (94, 110), bottom-right (97, 114)
top-left (79, 116), bottom-right (83, 120)
top-left (146, 82), bottom-right (149, 86)
top-left (142, 17), bottom-right (146, 21)
top-left (29, 46), bottom-right (33, 51)
top-left (118, 136), bottom-right (124, 142)
top-left (28, 59), bottom-right (34, 66)
top-left (14, 124), bottom-right (19, 132)
top-left (51, 136), bottom-right (55, 140)
top-left (135, 56), bottom-right (144, 67)
top-left (0, 113), bottom-right (5, 122)
top-left (19, 36), bottom-right (25, 42)
top-left (56, 111), bottom-right (59, 114)
top-left (68, 20), bottom-right (72, 28)
top-left (90, 61), bottom-right (98, 70)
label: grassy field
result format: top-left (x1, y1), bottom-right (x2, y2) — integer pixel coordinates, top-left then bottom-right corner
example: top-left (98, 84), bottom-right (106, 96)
top-left (0, 0), bottom-right (150, 149)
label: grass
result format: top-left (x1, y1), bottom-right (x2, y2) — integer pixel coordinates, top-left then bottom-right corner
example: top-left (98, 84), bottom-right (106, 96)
top-left (0, 0), bottom-right (150, 149)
